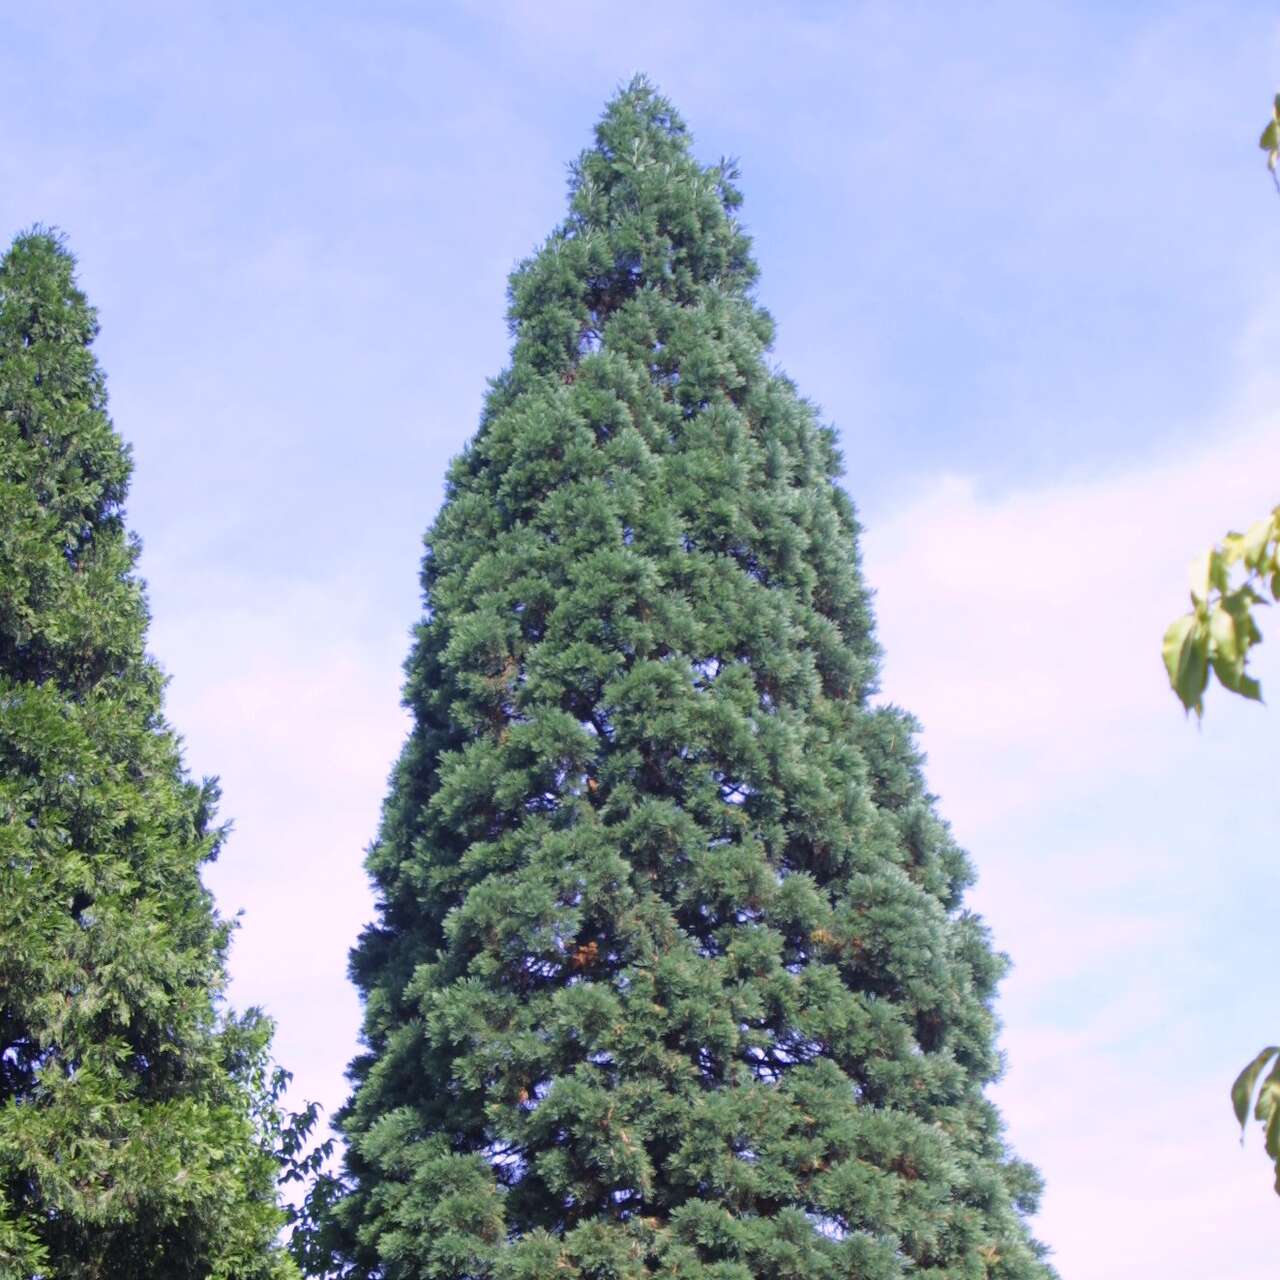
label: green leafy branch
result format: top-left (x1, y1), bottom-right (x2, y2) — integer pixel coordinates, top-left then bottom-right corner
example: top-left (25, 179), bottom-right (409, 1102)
top-left (1163, 95), bottom-right (1280, 1213)
top-left (1262, 95), bottom-right (1280, 192)
top-left (1233, 1048), bottom-right (1280, 1192)
top-left (1163, 502), bottom-right (1280, 1196)
top-left (1161, 506), bottom-right (1280, 715)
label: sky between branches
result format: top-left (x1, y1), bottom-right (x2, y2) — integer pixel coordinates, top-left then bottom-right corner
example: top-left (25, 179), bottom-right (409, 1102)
top-left (3, 2), bottom-right (1280, 1275)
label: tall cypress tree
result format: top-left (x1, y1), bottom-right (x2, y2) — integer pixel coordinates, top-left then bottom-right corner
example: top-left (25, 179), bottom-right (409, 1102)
top-left (0, 230), bottom-right (296, 1278)
top-left (335, 79), bottom-right (1052, 1280)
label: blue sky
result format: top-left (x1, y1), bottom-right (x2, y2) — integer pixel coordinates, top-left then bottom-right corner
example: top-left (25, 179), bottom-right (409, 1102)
top-left (4, 3), bottom-right (1280, 1274)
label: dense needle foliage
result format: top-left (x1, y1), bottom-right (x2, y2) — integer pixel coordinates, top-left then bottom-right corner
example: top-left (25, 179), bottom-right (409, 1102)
top-left (0, 231), bottom-right (295, 1278)
top-left (334, 79), bottom-right (1052, 1279)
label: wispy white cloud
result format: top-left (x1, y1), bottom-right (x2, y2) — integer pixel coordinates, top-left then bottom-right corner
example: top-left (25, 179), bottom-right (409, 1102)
top-left (151, 576), bottom-right (409, 1128)
top-left (865, 372), bottom-right (1280, 1272)
top-left (865, 411), bottom-right (1280, 829)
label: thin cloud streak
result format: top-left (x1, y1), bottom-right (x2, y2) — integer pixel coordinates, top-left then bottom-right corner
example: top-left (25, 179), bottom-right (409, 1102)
top-left (865, 394), bottom-right (1280, 1275)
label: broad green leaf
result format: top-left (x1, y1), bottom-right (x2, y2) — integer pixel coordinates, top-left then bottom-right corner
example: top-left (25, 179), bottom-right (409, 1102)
top-left (1209, 604), bottom-right (1240, 664)
top-left (1162, 614), bottom-right (1208, 712)
top-left (1261, 119), bottom-right (1279, 152)
top-left (1241, 517), bottom-right (1273, 571)
top-left (1162, 615), bottom-right (1195, 683)
top-left (1211, 549), bottom-right (1230, 592)
top-left (1257, 1059), bottom-right (1280, 1122)
top-left (1211, 653), bottom-right (1246, 695)
top-left (1221, 587), bottom-right (1261, 626)
top-left (1231, 1047), bottom-right (1280, 1131)
top-left (1266, 1102), bottom-right (1280, 1161)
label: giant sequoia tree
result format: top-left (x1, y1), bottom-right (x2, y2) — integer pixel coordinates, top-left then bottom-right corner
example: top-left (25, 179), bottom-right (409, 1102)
top-left (335, 80), bottom-right (1052, 1279)
top-left (0, 231), bottom-right (295, 1278)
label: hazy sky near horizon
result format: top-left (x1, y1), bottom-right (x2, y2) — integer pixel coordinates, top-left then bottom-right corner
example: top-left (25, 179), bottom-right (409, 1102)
top-left (4, 3), bottom-right (1280, 1275)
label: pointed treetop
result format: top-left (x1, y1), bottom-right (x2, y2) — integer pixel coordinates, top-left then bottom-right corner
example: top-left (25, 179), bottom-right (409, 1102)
top-left (0, 228), bottom-right (144, 693)
top-left (588, 74), bottom-right (693, 168)
top-left (507, 77), bottom-right (759, 380)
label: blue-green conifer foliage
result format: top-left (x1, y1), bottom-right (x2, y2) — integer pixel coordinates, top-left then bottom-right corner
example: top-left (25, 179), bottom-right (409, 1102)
top-left (334, 80), bottom-right (1052, 1280)
top-left (0, 231), bottom-right (296, 1278)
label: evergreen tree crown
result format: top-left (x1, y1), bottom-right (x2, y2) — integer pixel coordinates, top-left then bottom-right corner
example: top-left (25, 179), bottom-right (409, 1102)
top-left (0, 229), bottom-right (296, 1278)
top-left (0, 230), bottom-right (146, 694)
top-left (335, 78), bottom-right (1052, 1280)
